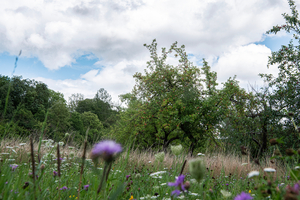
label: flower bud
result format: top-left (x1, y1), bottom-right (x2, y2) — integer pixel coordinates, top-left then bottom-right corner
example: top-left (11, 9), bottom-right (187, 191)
top-left (170, 144), bottom-right (183, 156)
top-left (269, 138), bottom-right (278, 145)
top-left (286, 148), bottom-right (295, 156)
top-left (188, 158), bottom-right (206, 182)
top-left (40, 164), bottom-right (45, 170)
top-left (154, 152), bottom-right (165, 162)
top-left (183, 181), bottom-right (190, 191)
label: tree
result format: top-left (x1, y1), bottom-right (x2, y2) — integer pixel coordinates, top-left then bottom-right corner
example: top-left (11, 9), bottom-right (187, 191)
top-left (68, 93), bottom-right (84, 112)
top-left (114, 40), bottom-right (224, 153)
top-left (260, 0), bottom-right (300, 150)
top-left (81, 111), bottom-right (103, 142)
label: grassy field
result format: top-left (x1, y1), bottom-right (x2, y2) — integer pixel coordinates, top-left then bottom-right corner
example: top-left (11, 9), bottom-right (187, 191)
top-left (0, 138), bottom-right (299, 200)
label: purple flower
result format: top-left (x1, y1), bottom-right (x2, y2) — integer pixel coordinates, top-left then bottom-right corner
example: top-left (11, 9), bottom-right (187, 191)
top-left (10, 164), bottom-right (18, 170)
top-left (234, 192), bottom-right (253, 200)
top-left (90, 140), bottom-right (122, 162)
top-left (126, 175), bottom-right (131, 180)
top-left (59, 186), bottom-right (68, 191)
top-left (84, 185), bottom-right (89, 191)
top-left (53, 171), bottom-right (58, 176)
top-left (168, 175), bottom-right (186, 196)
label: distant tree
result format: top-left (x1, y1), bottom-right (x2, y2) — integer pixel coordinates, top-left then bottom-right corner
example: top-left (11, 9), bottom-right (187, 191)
top-left (68, 93), bottom-right (84, 112)
top-left (81, 111), bottom-right (103, 142)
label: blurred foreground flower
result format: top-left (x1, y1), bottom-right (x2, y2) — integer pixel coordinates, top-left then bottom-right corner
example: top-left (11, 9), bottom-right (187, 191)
top-left (10, 164), bottom-right (18, 171)
top-left (170, 144), bottom-right (182, 156)
top-left (234, 191), bottom-right (253, 200)
top-left (91, 140), bottom-right (122, 163)
top-left (154, 152), bottom-right (165, 162)
top-left (264, 168), bottom-right (276, 172)
top-left (248, 171), bottom-right (259, 178)
top-left (189, 158), bottom-right (206, 182)
top-left (220, 190), bottom-right (232, 198)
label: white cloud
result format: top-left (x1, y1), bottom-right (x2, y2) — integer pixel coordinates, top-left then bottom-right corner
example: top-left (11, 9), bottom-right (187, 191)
top-left (213, 44), bottom-right (279, 90)
top-left (0, 0), bottom-right (296, 102)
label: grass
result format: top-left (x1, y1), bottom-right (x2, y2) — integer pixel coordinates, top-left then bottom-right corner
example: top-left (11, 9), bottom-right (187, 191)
top-left (0, 138), bottom-right (298, 200)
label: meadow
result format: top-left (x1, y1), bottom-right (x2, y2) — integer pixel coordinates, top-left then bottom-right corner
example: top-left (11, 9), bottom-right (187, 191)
top-left (0, 137), bottom-right (299, 200)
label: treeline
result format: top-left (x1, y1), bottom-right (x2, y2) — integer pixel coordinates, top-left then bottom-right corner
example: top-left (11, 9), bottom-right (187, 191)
top-left (0, 76), bottom-right (118, 143)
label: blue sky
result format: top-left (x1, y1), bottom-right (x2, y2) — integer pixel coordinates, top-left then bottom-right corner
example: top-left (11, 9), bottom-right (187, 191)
top-left (0, 0), bottom-right (298, 104)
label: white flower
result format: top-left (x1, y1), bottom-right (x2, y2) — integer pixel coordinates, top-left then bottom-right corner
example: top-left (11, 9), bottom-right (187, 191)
top-left (241, 163), bottom-right (248, 166)
top-left (150, 171), bottom-right (166, 179)
top-left (160, 183), bottom-right (167, 186)
top-left (197, 153), bottom-right (205, 156)
top-left (1, 153), bottom-right (9, 155)
top-left (58, 142), bottom-right (64, 146)
top-left (248, 171), bottom-right (260, 178)
top-left (264, 168), bottom-right (276, 172)
top-left (170, 144), bottom-right (183, 156)
top-left (6, 146), bottom-right (13, 149)
top-left (19, 143), bottom-right (26, 146)
top-left (295, 166), bottom-right (300, 170)
top-left (42, 140), bottom-right (48, 144)
top-left (68, 146), bottom-right (75, 149)
top-left (154, 152), bottom-right (165, 162)
top-left (148, 161), bottom-right (152, 163)
top-left (220, 190), bottom-right (232, 198)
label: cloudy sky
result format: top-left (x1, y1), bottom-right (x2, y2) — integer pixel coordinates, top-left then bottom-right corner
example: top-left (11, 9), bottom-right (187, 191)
top-left (0, 0), bottom-right (297, 105)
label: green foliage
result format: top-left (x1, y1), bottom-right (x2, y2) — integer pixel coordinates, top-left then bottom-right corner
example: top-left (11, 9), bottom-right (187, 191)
top-left (114, 40), bottom-right (224, 153)
top-left (81, 111), bottom-right (103, 142)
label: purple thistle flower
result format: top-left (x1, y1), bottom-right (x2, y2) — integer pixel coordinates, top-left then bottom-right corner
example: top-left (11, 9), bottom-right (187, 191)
top-left (84, 185), bottom-right (89, 191)
top-left (59, 186), bottom-right (68, 191)
top-left (90, 140), bottom-right (122, 162)
top-left (53, 171), bottom-right (58, 176)
top-left (234, 192), bottom-right (253, 200)
top-left (168, 175), bottom-right (186, 196)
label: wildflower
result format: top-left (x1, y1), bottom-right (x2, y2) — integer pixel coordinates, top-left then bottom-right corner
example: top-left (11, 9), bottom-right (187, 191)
top-left (10, 164), bottom-right (18, 171)
top-left (264, 168), bottom-right (276, 172)
top-left (126, 175), bottom-right (131, 180)
top-left (129, 196), bottom-right (134, 200)
top-left (241, 163), bottom-right (248, 166)
top-left (58, 142), bottom-right (64, 146)
top-left (83, 184), bottom-right (89, 191)
top-left (234, 191), bottom-right (253, 200)
top-left (188, 158), bottom-right (206, 182)
top-left (90, 140), bottom-right (122, 163)
top-left (19, 143), bottom-right (26, 146)
top-left (22, 182), bottom-right (29, 189)
top-left (197, 153), bottom-right (205, 156)
top-left (150, 171), bottom-right (167, 179)
top-left (286, 148), bottom-right (295, 156)
top-left (53, 171), bottom-right (58, 176)
top-left (220, 190), bottom-right (232, 198)
top-left (170, 144), bottom-right (183, 156)
top-left (59, 186), bottom-right (68, 190)
top-left (248, 171), bottom-right (259, 178)
top-left (65, 132), bottom-right (70, 137)
top-left (6, 146), bottom-right (13, 149)
top-left (154, 152), bottom-right (165, 162)
top-left (269, 138), bottom-right (278, 145)
top-left (284, 182), bottom-right (300, 200)
top-left (168, 175), bottom-right (186, 196)
top-left (68, 146), bottom-right (75, 149)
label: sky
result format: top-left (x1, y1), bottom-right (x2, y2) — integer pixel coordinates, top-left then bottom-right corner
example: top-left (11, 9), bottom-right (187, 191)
top-left (0, 0), bottom-right (298, 106)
